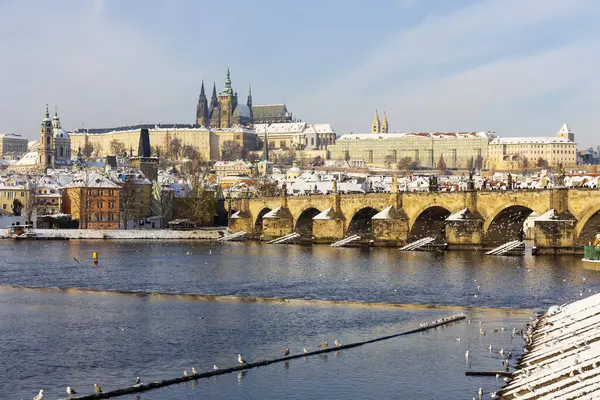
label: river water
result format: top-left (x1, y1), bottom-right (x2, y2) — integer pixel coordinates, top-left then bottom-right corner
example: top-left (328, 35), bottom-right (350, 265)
top-left (0, 240), bottom-right (594, 399)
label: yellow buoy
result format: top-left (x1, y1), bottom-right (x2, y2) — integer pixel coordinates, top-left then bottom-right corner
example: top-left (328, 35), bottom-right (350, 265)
top-left (92, 252), bottom-right (99, 264)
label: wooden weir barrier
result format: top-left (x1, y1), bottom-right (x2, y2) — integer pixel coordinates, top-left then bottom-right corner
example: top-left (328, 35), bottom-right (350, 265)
top-left (69, 314), bottom-right (466, 399)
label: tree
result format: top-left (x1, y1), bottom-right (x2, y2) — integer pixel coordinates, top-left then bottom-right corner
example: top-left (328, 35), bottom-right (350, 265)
top-left (397, 157), bottom-right (418, 172)
top-left (474, 154), bottom-right (484, 170)
top-left (11, 199), bottom-right (23, 216)
top-left (247, 152), bottom-right (261, 164)
top-left (277, 149), bottom-right (296, 166)
top-left (169, 138), bottom-right (182, 160)
top-left (221, 140), bottom-right (243, 161)
top-left (23, 175), bottom-right (41, 228)
top-left (92, 141), bottom-right (104, 156)
top-left (109, 139), bottom-right (127, 156)
top-left (537, 157), bottom-right (548, 169)
top-left (384, 155), bottom-right (395, 170)
top-left (180, 169), bottom-right (219, 227)
top-left (254, 177), bottom-right (280, 197)
top-left (119, 176), bottom-right (143, 230)
top-left (521, 156), bottom-right (529, 172)
top-left (151, 182), bottom-right (174, 228)
top-left (437, 154), bottom-right (447, 172)
top-left (182, 145), bottom-right (198, 160)
top-left (312, 155), bottom-right (324, 166)
top-left (467, 157), bottom-right (475, 171)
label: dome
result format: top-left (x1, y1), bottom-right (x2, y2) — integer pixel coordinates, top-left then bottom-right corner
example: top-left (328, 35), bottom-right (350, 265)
top-left (53, 128), bottom-right (70, 138)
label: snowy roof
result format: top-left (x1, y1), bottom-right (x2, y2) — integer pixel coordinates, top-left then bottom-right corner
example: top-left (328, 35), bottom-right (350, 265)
top-left (491, 136), bottom-right (575, 145)
top-left (14, 151), bottom-right (38, 166)
top-left (53, 127), bottom-right (69, 138)
top-left (338, 132), bottom-right (491, 141)
top-left (0, 133), bottom-right (26, 139)
top-left (313, 207), bottom-right (334, 220)
top-left (66, 171), bottom-right (119, 188)
top-left (313, 124), bottom-right (335, 134)
top-left (262, 206), bottom-right (282, 219)
top-left (372, 206), bottom-right (394, 220)
top-left (446, 208), bottom-right (469, 221)
top-left (254, 122), bottom-right (307, 133)
top-left (558, 122), bottom-right (573, 134)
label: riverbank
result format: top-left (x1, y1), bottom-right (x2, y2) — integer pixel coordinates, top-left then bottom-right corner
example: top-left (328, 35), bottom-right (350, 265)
top-left (0, 228), bottom-right (226, 240)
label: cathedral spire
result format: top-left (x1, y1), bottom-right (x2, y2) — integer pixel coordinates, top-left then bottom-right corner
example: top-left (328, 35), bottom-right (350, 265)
top-left (52, 105), bottom-right (61, 129)
top-left (221, 67), bottom-right (233, 96)
top-left (381, 111), bottom-right (388, 133)
top-left (371, 110), bottom-right (381, 133)
top-left (199, 79), bottom-right (206, 98)
top-left (263, 127), bottom-right (269, 162)
top-left (210, 82), bottom-right (218, 108)
top-left (247, 82), bottom-right (252, 108)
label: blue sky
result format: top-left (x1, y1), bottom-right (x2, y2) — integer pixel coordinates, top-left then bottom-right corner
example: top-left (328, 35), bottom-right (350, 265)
top-left (1, 0), bottom-right (600, 147)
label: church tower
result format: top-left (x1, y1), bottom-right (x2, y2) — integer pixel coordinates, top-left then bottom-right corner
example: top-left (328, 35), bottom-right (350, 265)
top-left (217, 67), bottom-right (237, 129)
top-left (196, 80), bottom-right (209, 126)
top-left (557, 122), bottom-right (575, 142)
top-left (39, 104), bottom-right (54, 169)
top-left (371, 110), bottom-right (381, 133)
top-left (381, 111), bottom-right (389, 133)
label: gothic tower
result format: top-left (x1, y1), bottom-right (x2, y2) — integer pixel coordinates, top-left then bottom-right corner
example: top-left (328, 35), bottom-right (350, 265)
top-left (247, 82), bottom-right (253, 108)
top-left (217, 67), bottom-right (237, 129)
top-left (381, 111), bottom-right (388, 133)
top-left (39, 104), bottom-right (54, 169)
top-left (196, 80), bottom-right (209, 126)
top-left (371, 110), bottom-right (381, 133)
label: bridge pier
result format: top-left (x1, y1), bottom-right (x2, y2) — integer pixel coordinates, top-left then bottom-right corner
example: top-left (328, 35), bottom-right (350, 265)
top-left (533, 188), bottom-right (578, 254)
top-left (445, 208), bottom-right (484, 250)
top-left (312, 208), bottom-right (346, 243)
top-left (228, 211), bottom-right (253, 235)
top-left (261, 207), bottom-right (294, 241)
top-left (372, 206), bottom-right (409, 246)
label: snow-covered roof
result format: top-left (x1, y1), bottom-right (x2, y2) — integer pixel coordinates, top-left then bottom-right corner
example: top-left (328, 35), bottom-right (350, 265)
top-left (313, 207), bottom-right (334, 220)
top-left (53, 127), bottom-right (69, 138)
top-left (490, 136), bottom-right (575, 145)
top-left (372, 206), bottom-right (394, 220)
top-left (66, 171), bottom-right (119, 188)
top-left (338, 132), bottom-right (491, 141)
top-left (558, 122), bottom-right (573, 134)
top-left (14, 151), bottom-right (38, 166)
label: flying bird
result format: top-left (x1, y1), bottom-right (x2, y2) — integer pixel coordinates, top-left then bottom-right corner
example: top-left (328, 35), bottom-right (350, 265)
top-left (33, 389), bottom-right (44, 400)
top-left (66, 386), bottom-right (77, 395)
top-left (94, 384), bottom-right (102, 393)
top-left (73, 257), bottom-right (80, 264)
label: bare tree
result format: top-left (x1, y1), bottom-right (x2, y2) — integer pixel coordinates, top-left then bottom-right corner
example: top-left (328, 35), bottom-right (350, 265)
top-left (23, 175), bottom-right (41, 229)
top-left (221, 140), bottom-right (243, 161)
top-left (384, 155), bottom-right (395, 170)
top-left (437, 154), bottom-right (447, 172)
top-left (151, 182), bottom-right (174, 228)
top-left (119, 177), bottom-right (142, 230)
top-left (109, 139), bottom-right (127, 156)
top-left (169, 138), bottom-right (182, 160)
top-left (398, 157), bottom-right (418, 172)
top-left (180, 168), bottom-right (218, 227)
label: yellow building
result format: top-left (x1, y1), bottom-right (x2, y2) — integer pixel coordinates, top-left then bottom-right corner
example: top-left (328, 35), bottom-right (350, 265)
top-left (0, 177), bottom-right (27, 215)
top-left (0, 133), bottom-right (29, 158)
top-left (328, 131), bottom-right (491, 169)
top-left (487, 124), bottom-right (577, 170)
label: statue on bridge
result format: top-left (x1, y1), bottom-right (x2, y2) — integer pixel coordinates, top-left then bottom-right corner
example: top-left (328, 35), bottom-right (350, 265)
top-left (507, 173), bottom-right (513, 190)
top-left (556, 162), bottom-right (567, 187)
top-left (332, 179), bottom-right (338, 194)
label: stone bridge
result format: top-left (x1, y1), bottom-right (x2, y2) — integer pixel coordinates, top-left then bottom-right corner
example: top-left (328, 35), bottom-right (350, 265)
top-left (228, 182), bottom-right (600, 253)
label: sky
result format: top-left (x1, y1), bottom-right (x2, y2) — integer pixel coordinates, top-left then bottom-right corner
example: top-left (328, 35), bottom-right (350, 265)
top-left (1, 0), bottom-right (600, 147)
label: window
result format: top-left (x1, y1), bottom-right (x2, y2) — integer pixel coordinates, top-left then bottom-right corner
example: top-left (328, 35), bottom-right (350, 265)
top-left (97, 201), bottom-right (104, 209)
top-left (2, 204), bottom-right (6, 210)
top-left (108, 213), bottom-right (114, 221)
top-left (108, 200), bottom-right (115, 209)
top-left (7, 192), bottom-right (13, 199)
top-left (108, 190), bottom-right (115, 196)
top-left (87, 190), bottom-right (92, 196)
top-left (96, 214), bottom-right (102, 221)
top-left (86, 200), bottom-right (90, 208)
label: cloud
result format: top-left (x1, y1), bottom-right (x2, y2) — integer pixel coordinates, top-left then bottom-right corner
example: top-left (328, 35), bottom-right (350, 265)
top-left (294, 0), bottom-right (600, 145)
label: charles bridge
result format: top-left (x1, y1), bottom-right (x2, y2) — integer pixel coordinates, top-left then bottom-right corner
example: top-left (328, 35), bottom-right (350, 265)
top-left (227, 178), bottom-right (600, 253)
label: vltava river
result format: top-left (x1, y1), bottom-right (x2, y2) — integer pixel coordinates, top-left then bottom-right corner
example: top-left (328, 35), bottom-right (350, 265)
top-left (0, 240), bottom-right (593, 399)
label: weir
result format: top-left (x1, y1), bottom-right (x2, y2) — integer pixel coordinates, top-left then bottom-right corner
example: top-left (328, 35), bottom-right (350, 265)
top-left (217, 231), bottom-right (247, 242)
top-left (68, 314), bottom-right (466, 399)
top-left (268, 232), bottom-right (300, 244)
top-left (330, 234), bottom-right (361, 247)
top-left (399, 237), bottom-right (435, 251)
top-left (485, 240), bottom-right (525, 256)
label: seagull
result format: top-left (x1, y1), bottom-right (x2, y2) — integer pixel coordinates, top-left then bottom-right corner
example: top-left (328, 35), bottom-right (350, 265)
top-left (208, 250), bottom-right (212, 255)
top-left (66, 386), bottom-right (77, 395)
top-left (499, 349), bottom-right (504, 356)
top-left (238, 354), bottom-right (247, 365)
top-left (303, 348), bottom-right (309, 354)
top-left (183, 370), bottom-right (188, 377)
top-left (319, 341), bottom-right (328, 349)
top-left (135, 377), bottom-right (141, 385)
top-left (73, 257), bottom-right (79, 264)
top-left (284, 347), bottom-right (290, 356)
top-left (334, 339), bottom-right (342, 347)
top-left (192, 367), bottom-right (198, 374)
top-left (94, 384), bottom-right (102, 393)
top-left (33, 389), bottom-right (44, 400)
top-left (488, 344), bottom-right (493, 352)
top-left (465, 350), bottom-right (470, 360)
top-left (213, 364), bottom-right (219, 370)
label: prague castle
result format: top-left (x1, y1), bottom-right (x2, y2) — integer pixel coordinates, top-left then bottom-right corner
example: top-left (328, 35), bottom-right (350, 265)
top-left (196, 67), bottom-right (294, 128)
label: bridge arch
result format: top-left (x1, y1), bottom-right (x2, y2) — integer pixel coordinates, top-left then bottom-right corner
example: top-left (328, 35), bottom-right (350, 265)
top-left (295, 207), bottom-right (321, 240)
top-left (347, 207), bottom-right (379, 237)
top-left (409, 206), bottom-right (452, 244)
top-left (575, 207), bottom-right (600, 245)
top-left (254, 207), bottom-right (272, 235)
top-left (484, 205), bottom-right (534, 245)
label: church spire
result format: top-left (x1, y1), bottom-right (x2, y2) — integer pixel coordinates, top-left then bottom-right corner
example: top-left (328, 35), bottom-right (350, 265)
top-left (210, 82), bottom-right (218, 108)
top-left (199, 79), bottom-right (206, 98)
top-left (371, 110), bottom-right (381, 133)
top-left (196, 80), bottom-right (209, 126)
top-left (221, 67), bottom-right (233, 96)
top-left (52, 105), bottom-right (61, 129)
top-left (263, 127), bottom-right (269, 162)
top-left (381, 111), bottom-right (388, 133)
top-left (247, 82), bottom-right (252, 107)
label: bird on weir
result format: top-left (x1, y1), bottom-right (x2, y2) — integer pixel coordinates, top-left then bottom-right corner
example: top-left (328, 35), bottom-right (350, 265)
top-left (284, 347), bottom-right (290, 356)
top-left (192, 367), bottom-right (198, 374)
top-left (319, 341), bottom-right (328, 349)
top-left (66, 386), bottom-right (77, 395)
top-left (213, 364), bottom-right (219, 370)
top-left (94, 384), bottom-right (102, 393)
top-left (183, 370), bottom-right (188, 377)
top-left (33, 389), bottom-right (44, 400)
top-left (135, 377), bottom-right (141, 385)
top-left (303, 348), bottom-right (309, 354)
top-left (238, 354), bottom-right (247, 365)
top-left (334, 339), bottom-right (342, 347)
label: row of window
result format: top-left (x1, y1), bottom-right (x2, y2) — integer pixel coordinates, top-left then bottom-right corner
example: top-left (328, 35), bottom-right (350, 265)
top-left (86, 213), bottom-right (116, 221)
top-left (85, 200), bottom-right (116, 209)
top-left (86, 189), bottom-right (116, 196)
top-left (1, 191), bottom-right (25, 199)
